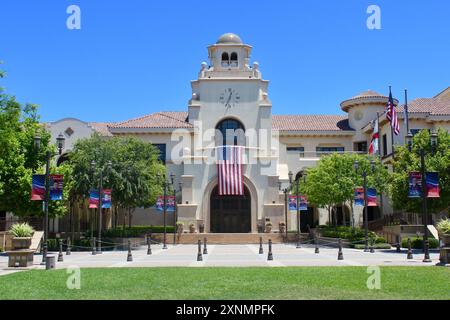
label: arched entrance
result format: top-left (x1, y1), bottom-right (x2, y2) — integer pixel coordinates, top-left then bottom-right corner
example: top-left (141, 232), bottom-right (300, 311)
top-left (210, 185), bottom-right (251, 233)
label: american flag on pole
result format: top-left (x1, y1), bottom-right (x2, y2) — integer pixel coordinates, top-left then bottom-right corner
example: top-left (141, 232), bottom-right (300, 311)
top-left (386, 87), bottom-right (400, 135)
top-left (217, 146), bottom-right (244, 196)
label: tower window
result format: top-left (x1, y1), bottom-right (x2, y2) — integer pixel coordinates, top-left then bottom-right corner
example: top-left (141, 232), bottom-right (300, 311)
top-left (230, 52), bottom-right (238, 67)
top-left (221, 52), bottom-right (229, 67)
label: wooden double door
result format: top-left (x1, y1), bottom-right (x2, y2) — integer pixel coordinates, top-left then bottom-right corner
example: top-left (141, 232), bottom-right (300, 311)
top-left (210, 186), bottom-right (251, 233)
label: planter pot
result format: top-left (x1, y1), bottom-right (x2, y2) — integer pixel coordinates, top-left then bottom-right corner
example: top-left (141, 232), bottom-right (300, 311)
top-left (279, 225), bottom-right (286, 234)
top-left (176, 225), bottom-right (184, 235)
top-left (199, 224), bottom-right (205, 233)
top-left (265, 226), bottom-right (272, 233)
top-left (12, 237), bottom-right (32, 250)
top-left (189, 226), bottom-right (196, 234)
top-left (439, 234), bottom-right (450, 246)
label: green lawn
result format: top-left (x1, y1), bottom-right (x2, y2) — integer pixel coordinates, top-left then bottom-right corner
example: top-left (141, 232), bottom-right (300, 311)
top-left (0, 267), bottom-right (449, 300)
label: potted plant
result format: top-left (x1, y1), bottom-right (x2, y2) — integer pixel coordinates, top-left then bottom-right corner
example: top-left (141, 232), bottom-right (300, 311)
top-left (176, 221), bottom-right (184, 235)
top-left (279, 221), bottom-right (286, 234)
top-left (10, 223), bottom-right (34, 250)
top-left (437, 218), bottom-right (450, 245)
top-left (265, 221), bottom-right (272, 233)
top-left (189, 222), bottom-right (196, 233)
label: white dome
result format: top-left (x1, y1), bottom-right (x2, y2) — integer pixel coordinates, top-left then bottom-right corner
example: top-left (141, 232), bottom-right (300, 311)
top-left (216, 33), bottom-right (243, 44)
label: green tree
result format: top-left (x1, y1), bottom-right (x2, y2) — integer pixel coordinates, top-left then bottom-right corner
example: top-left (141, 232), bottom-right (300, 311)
top-left (68, 134), bottom-right (166, 226)
top-left (0, 64), bottom-right (58, 216)
top-left (391, 129), bottom-right (450, 214)
top-left (302, 153), bottom-right (389, 227)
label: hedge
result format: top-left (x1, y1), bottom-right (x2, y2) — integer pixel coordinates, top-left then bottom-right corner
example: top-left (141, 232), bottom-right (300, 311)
top-left (102, 225), bottom-right (175, 238)
top-left (46, 238), bottom-right (93, 251)
top-left (353, 243), bottom-right (392, 250)
top-left (401, 237), bottom-right (439, 249)
top-left (319, 226), bottom-right (387, 244)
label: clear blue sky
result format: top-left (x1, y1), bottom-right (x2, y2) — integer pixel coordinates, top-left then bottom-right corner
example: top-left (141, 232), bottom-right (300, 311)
top-left (0, 0), bottom-right (449, 122)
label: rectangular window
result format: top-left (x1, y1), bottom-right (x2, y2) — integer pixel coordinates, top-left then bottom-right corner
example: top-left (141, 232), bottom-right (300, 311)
top-left (382, 134), bottom-right (387, 156)
top-left (316, 146), bottom-right (344, 157)
top-left (287, 146), bottom-right (305, 158)
top-left (153, 144), bottom-right (166, 164)
top-left (355, 142), bottom-right (367, 153)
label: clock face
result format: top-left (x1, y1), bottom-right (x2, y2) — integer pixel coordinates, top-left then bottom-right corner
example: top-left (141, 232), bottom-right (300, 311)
top-left (219, 88), bottom-right (240, 109)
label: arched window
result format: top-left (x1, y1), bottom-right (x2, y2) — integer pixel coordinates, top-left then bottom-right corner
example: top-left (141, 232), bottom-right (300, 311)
top-left (221, 52), bottom-right (229, 67)
top-left (215, 118), bottom-right (245, 146)
top-left (230, 52), bottom-right (238, 67)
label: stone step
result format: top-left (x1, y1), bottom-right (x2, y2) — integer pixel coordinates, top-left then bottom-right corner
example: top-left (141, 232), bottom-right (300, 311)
top-left (175, 233), bottom-right (309, 244)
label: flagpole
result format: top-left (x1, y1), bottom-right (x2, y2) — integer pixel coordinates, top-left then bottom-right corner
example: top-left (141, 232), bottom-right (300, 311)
top-left (389, 86), bottom-right (395, 159)
top-left (376, 112), bottom-right (381, 159)
top-left (404, 88), bottom-right (410, 135)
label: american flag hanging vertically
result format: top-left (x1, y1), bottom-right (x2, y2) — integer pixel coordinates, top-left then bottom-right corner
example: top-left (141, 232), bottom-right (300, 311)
top-left (386, 88), bottom-right (400, 135)
top-left (217, 146), bottom-right (244, 196)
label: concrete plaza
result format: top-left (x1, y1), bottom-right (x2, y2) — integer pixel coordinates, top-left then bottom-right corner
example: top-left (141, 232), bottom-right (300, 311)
top-left (0, 243), bottom-right (442, 275)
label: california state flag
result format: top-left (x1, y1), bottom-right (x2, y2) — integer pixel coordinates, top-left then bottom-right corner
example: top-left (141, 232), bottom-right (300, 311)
top-left (369, 119), bottom-right (379, 155)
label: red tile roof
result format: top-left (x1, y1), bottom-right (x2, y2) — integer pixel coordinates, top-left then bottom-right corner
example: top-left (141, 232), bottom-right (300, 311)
top-left (272, 115), bottom-right (353, 131)
top-left (109, 112), bottom-right (353, 132)
top-left (397, 94), bottom-right (450, 116)
top-left (109, 112), bottom-right (192, 129)
top-left (88, 122), bottom-right (114, 136)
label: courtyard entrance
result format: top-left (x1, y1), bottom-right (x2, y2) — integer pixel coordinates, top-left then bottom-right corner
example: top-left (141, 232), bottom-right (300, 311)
top-left (210, 185), bottom-right (251, 233)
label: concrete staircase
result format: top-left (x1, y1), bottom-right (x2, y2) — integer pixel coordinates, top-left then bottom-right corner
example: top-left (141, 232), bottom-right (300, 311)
top-left (175, 233), bottom-right (309, 244)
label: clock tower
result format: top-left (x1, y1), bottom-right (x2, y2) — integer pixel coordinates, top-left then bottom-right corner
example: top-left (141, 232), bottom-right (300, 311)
top-left (180, 33), bottom-right (281, 233)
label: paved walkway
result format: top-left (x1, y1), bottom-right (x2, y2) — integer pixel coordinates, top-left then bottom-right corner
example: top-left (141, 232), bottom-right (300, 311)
top-left (0, 244), bottom-right (442, 274)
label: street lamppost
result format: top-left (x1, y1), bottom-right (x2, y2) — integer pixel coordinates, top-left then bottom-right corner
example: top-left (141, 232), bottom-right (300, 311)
top-left (406, 129), bottom-right (438, 263)
top-left (278, 180), bottom-right (289, 242)
top-left (354, 159), bottom-right (375, 252)
top-left (173, 181), bottom-right (182, 246)
top-left (158, 172), bottom-right (175, 249)
top-left (289, 171), bottom-right (306, 248)
top-left (33, 133), bottom-right (65, 265)
top-left (90, 160), bottom-right (112, 253)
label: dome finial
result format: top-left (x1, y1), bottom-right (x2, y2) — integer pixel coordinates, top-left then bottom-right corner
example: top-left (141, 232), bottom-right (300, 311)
top-left (217, 33), bottom-right (243, 44)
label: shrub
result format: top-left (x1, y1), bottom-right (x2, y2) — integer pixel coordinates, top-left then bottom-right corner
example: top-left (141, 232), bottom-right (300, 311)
top-left (437, 218), bottom-right (450, 235)
top-left (47, 238), bottom-right (100, 251)
top-left (401, 237), bottom-right (439, 249)
top-left (101, 225), bottom-right (175, 238)
top-left (9, 223), bottom-right (34, 237)
top-left (319, 226), bottom-right (386, 243)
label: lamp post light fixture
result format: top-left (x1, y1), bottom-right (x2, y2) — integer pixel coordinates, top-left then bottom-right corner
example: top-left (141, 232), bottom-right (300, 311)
top-left (173, 181), bottom-right (182, 246)
top-left (289, 170), bottom-right (305, 249)
top-left (405, 129), bottom-right (438, 263)
top-left (279, 180), bottom-right (289, 242)
top-left (158, 172), bottom-right (175, 249)
top-left (354, 159), bottom-right (375, 252)
top-left (34, 132), bottom-right (65, 265)
top-left (90, 160), bottom-right (112, 253)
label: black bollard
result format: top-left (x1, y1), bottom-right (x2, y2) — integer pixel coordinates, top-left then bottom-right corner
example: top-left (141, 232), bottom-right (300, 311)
top-left (267, 239), bottom-right (273, 261)
top-left (57, 239), bottom-right (64, 262)
top-left (296, 233), bottom-right (301, 249)
top-left (370, 239), bottom-right (375, 253)
top-left (66, 237), bottom-right (71, 255)
top-left (197, 240), bottom-right (203, 261)
top-left (127, 240), bottom-right (133, 262)
top-left (396, 235), bottom-right (401, 253)
top-left (338, 238), bottom-right (344, 260)
top-left (259, 237), bottom-right (264, 254)
top-left (423, 239), bottom-right (432, 263)
top-left (407, 238), bottom-right (413, 260)
top-left (91, 237), bottom-right (97, 255)
top-left (147, 236), bottom-right (152, 255)
top-left (203, 238), bottom-right (208, 255)
top-left (314, 235), bottom-right (320, 254)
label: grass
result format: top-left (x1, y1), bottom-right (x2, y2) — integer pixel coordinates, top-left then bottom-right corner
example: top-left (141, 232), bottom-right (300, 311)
top-left (0, 267), bottom-right (449, 300)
